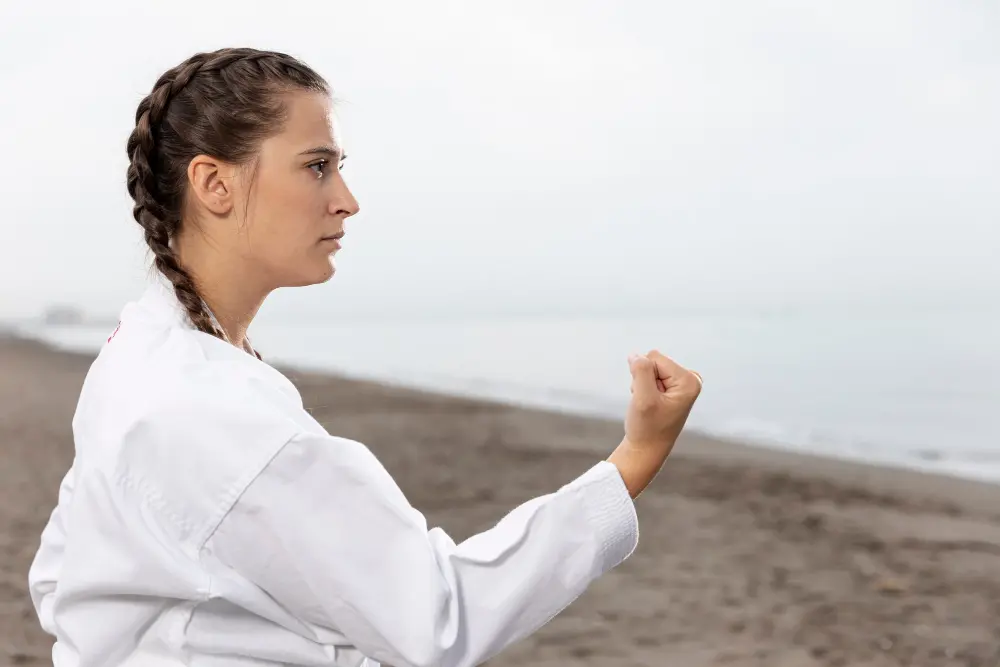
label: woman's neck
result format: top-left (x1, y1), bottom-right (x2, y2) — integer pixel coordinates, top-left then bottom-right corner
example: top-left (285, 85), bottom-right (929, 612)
top-left (200, 284), bottom-right (264, 351)
top-left (174, 236), bottom-right (270, 351)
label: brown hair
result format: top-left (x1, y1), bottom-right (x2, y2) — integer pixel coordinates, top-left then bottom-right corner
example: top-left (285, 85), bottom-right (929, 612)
top-left (125, 47), bottom-right (328, 356)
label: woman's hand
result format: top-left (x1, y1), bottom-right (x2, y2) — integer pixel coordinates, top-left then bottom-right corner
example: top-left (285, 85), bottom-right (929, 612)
top-left (608, 350), bottom-right (703, 498)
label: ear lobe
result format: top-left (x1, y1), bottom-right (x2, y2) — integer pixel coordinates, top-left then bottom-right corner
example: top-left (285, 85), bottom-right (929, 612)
top-left (187, 154), bottom-right (234, 216)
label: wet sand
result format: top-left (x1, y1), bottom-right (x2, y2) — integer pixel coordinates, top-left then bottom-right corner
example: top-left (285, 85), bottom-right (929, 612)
top-left (3, 334), bottom-right (999, 666)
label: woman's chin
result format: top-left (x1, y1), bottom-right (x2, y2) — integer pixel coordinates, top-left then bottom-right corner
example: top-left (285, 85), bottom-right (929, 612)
top-left (280, 258), bottom-right (336, 288)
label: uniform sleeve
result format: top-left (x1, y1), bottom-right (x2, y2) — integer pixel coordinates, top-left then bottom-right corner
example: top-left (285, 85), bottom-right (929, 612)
top-left (28, 463), bottom-right (76, 636)
top-left (207, 432), bottom-right (638, 667)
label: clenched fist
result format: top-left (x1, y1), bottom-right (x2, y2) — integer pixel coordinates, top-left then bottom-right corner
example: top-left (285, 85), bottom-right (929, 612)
top-left (608, 350), bottom-right (702, 498)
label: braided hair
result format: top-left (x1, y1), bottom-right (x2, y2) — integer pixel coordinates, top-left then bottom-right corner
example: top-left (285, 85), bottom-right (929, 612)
top-left (125, 48), bottom-right (329, 357)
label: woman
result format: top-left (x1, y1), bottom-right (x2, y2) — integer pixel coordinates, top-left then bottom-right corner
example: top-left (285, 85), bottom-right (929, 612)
top-left (28, 48), bottom-right (702, 667)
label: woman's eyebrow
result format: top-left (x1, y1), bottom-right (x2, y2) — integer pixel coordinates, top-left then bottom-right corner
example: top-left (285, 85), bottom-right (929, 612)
top-left (299, 146), bottom-right (347, 161)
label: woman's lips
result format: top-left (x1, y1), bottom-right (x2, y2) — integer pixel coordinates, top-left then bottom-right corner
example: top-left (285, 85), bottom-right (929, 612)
top-left (320, 232), bottom-right (344, 249)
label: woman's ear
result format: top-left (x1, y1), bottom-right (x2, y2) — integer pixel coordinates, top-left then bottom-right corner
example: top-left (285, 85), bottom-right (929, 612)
top-left (187, 155), bottom-right (236, 216)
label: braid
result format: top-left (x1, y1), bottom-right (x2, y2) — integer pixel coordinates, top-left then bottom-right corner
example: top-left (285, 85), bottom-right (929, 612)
top-left (126, 57), bottom-right (225, 341)
top-left (144, 221), bottom-right (221, 338)
top-left (125, 47), bottom-right (328, 359)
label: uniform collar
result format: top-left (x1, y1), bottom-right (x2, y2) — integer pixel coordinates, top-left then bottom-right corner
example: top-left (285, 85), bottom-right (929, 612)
top-left (139, 279), bottom-right (258, 357)
top-left (135, 277), bottom-right (304, 406)
top-left (138, 277), bottom-right (189, 328)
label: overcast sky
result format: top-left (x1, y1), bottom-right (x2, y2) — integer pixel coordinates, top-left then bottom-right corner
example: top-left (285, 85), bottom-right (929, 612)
top-left (0, 1), bottom-right (997, 322)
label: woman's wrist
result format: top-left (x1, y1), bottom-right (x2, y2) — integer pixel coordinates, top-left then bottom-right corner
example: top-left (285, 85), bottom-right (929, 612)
top-left (606, 436), bottom-right (671, 499)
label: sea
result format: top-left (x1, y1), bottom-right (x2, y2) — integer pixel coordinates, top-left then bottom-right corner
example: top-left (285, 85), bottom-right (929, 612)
top-left (12, 307), bottom-right (1000, 485)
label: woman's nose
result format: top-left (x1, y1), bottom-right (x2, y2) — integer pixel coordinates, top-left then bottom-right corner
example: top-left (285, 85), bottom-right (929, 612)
top-left (330, 181), bottom-right (360, 218)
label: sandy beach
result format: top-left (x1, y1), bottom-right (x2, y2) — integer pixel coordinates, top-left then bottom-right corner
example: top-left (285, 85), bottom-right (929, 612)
top-left (3, 334), bottom-right (999, 667)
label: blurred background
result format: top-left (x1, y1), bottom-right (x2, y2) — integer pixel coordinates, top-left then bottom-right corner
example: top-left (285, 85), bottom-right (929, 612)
top-left (3, 0), bottom-right (997, 479)
top-left (3, 2), bottom-right (1000, 666)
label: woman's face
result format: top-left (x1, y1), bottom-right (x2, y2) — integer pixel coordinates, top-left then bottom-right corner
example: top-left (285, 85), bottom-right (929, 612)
top-left (201, 90), bottom-right (361, 289)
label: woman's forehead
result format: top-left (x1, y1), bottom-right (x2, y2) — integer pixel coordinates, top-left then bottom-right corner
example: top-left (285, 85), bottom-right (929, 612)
top-left (280, 90), bottom-right (341, 150)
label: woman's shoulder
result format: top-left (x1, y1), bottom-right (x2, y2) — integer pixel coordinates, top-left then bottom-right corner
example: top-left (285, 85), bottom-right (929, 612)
top-left (77, 328), bottom-right (311, 546)
top-left (116, 346), bottom-right (304, 465)
top-left (84, 306), bottom-right (307, 431)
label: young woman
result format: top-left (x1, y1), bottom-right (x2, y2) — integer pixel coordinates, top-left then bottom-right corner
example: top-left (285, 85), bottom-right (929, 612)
top-left (28, 47), bottom-right (703, 667)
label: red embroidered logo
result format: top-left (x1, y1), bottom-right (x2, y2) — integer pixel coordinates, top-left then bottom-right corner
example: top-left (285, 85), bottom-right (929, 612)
top-left (107, 321), bottom-right (122, 343)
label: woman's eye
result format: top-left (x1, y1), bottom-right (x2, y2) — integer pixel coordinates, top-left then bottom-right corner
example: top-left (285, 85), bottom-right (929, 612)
top-left (309, 160), bottom-right (328, 178)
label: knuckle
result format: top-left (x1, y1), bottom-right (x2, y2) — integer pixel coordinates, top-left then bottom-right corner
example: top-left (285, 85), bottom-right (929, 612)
top-left (634, 357), bottom-right (653, 371)
top-left (681, 372), bottom-right (702, 398)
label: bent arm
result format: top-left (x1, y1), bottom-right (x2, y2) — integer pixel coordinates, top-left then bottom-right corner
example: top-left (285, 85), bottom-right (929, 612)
top-left (208, 433), bottom-right (638, 667)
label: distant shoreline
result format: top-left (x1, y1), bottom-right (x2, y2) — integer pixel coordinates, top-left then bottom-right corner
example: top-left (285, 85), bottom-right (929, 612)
top-left (11, 319), bottom-right (1000, 492)
top-left (9, 329), bottom-right (1000, 504)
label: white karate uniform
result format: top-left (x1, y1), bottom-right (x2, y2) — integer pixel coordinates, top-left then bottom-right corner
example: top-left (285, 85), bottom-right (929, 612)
top-left (28, 280), bottom-right (639, 667)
